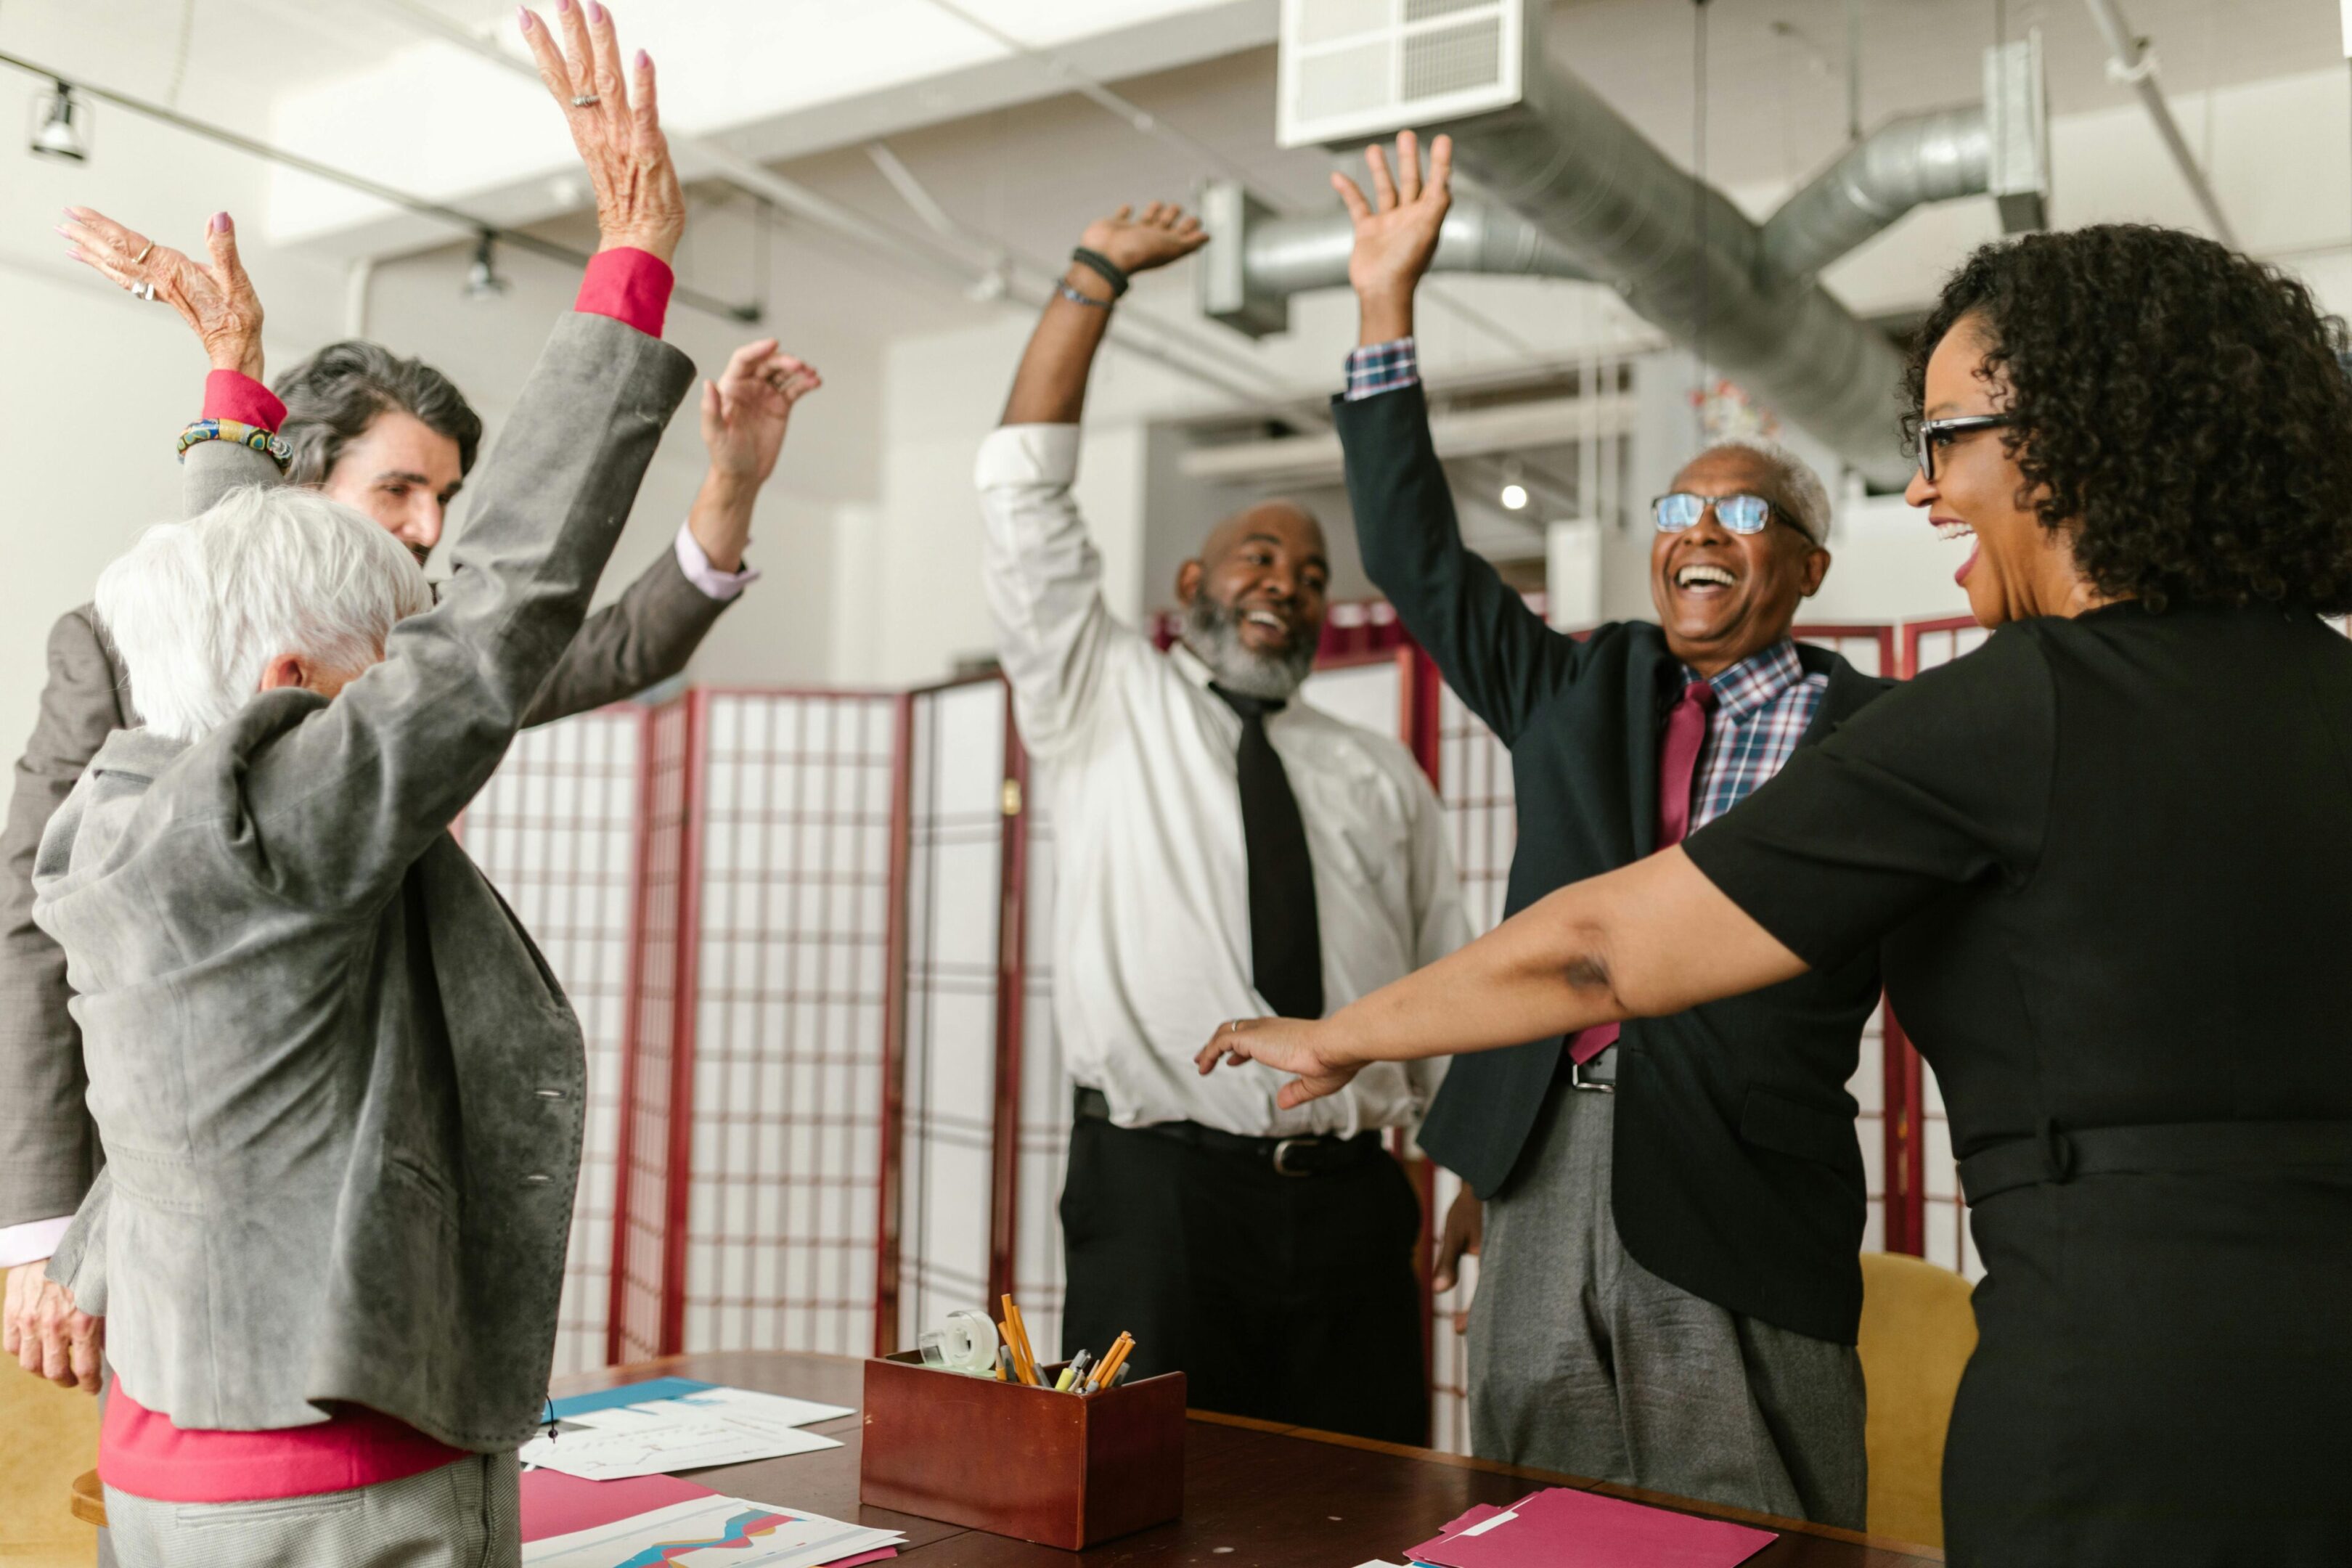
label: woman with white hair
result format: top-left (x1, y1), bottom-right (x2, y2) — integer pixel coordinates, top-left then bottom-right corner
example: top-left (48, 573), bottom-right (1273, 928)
top-left (25, 10), bottom-right (754, 1564)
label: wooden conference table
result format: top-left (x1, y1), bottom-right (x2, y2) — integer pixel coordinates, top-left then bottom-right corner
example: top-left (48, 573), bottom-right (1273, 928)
top-left (552, 1351), bottom-right (1945, 1567)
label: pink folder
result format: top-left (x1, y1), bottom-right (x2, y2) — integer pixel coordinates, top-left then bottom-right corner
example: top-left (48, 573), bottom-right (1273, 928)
top-left (1407, 1487), bottom-right (1776, 1568)
top-left (518, 1470), bottom-right (896, 1564)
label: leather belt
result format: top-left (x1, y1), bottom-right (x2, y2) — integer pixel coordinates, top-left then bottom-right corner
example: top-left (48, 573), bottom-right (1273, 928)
top-left (1564, 1044), bottom-right (1618, 1093)
top-left (1072, 1085), bottom-right (1384, 1178)
top-left (1958, 1118), bottom-right (2352, 1206)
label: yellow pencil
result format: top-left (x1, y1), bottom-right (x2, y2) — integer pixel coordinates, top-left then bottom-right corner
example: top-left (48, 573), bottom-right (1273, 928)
top-left (1087, 1332), bottom-right (1135, 1392)
top-left (1002, 1296), bottom-right (1040, 1386)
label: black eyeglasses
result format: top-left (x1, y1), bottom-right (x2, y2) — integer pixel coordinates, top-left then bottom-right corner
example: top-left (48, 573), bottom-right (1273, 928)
top-left (1916, 414), bottom-right (2012, 482)
top-left (1652, 492), bottom-right (1774, 535)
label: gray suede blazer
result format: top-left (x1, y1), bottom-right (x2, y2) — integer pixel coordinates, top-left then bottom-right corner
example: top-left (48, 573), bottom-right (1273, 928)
top-left (0, 363), bottom-right (732, 1237)
top-left (32, 312), bottom-right (694, 1448)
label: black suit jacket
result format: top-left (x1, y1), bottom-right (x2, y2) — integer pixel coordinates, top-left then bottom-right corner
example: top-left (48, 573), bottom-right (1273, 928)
top-left (1336, 383), bottom-right (1892, 1345)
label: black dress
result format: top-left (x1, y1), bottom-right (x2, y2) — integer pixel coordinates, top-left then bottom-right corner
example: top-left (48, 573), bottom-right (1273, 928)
top-left (1683, 603), bottom-right (2352, 1567)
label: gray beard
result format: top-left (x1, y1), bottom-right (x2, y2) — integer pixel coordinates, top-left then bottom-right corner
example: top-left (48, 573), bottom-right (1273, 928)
top-left (1181, 595), bottom-right (1315, 701)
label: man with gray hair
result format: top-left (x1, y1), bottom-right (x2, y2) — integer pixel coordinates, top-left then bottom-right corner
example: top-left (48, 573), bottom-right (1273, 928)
top-left (1330, 132), bottom-right (1893, 1525)
top-left (978, 199), bottom-right (1467, 1444)
top-left (20, 14), bottom-right (759, 1559)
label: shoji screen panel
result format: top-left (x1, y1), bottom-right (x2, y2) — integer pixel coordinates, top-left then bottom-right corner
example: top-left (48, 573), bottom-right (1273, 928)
top-left (677, 692), bottom-right (898, 1356)
top-left (462, 707), bottom-right (643, 1376)
top-left (1794, 624), bottom-right (1897, 679)
top-left (610, 695), bottom-right (698, 1362)
top-left (893, 679), bottom-right (1011, 1349)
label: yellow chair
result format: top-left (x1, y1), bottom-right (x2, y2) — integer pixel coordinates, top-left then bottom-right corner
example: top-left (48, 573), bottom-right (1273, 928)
top-left (0, 1267), bottom-right (105, 1566)
top-left (1857, 1250), bottom-right (1977, 1549)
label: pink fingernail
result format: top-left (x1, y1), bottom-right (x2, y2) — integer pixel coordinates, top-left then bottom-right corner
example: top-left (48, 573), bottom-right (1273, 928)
top-left (586, 0), bottom-right (603, 20)
top-left (555, 0), bottom-right (571, 13)
top-left (634, 48), bottom-right (649, 69)
top-left (517, 6), bottom-right (532, 28)
top-left (211, 211), bottom-right (230, 234)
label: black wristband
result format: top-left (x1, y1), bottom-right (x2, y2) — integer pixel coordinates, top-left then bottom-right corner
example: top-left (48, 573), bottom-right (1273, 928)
top-left (1069, 246), bottom-right (1130, 300)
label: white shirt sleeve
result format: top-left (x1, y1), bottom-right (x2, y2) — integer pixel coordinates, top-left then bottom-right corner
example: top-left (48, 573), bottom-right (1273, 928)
top-left (975, 424), bottom-right (1140, 757)
top-left (673, 520), bottom-right (760, 601)
top-left (0, 1214), bottom-right (73, 1270)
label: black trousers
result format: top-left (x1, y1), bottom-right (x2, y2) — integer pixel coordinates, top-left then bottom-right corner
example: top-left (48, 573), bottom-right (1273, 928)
top-left (1058, 1114), bottom-right (1429, 1445)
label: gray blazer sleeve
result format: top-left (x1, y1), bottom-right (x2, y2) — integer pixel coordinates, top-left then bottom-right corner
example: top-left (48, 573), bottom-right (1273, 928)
top-left (228, 311), bottom-right (694, 913)
top-left (0, 611), bottom-right (131, 1230)
top-left (182, 437), bottom-right (287, 515)
top-left (521, 542), bottom-right (728, 727)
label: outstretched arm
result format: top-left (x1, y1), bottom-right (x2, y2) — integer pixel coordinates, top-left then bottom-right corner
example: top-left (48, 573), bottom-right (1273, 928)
top-left (1331, 132), bottom-right (1580, 745)
top-left (999, 203), bottom-right (1204, 425)
top-left (214, 4), bottom-right (693, 911)
top-left (1197, 846), bottom-right (1807, 1108)
top-left (522, 340), bottom-right (822, 725)
top-left (981, 203), bottom-right (1204, 755)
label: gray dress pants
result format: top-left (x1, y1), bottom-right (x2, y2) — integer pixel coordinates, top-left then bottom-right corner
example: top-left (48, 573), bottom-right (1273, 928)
top-left (103, 1451), bottom-right (518, 1568)
top-left (1466, 1082), bottom-right (1868, 1529)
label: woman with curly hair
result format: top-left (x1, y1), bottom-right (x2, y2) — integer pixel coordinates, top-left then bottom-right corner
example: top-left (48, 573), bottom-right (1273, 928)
top-left (1196, 221), bottom-right (2352, 1567)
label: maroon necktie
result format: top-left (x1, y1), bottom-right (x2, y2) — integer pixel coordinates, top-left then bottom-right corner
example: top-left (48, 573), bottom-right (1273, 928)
top-left (1566, 677), bottom-right (1716, 1066)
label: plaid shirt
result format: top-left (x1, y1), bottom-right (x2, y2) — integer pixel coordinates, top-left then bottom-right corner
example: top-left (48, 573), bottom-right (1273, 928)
top-left (1344, 337), bottom-right (1421, 400)
top-left (1684, 640), bottom-right (1826, 829)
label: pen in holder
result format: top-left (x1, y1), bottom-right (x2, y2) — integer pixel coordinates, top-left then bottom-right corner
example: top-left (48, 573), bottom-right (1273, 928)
top-left (918, 1310), bottom-right (1001, 1377)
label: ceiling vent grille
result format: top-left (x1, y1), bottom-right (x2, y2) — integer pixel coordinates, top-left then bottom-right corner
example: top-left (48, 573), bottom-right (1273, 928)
top-left (1278, 0), bottom-right (1527, 149)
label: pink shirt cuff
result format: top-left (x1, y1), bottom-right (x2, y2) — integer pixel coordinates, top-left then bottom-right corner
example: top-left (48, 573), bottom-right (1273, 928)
top-left (202, 370), bottom-right (286, 433)
top-left (576, 248), bottom-right (674, 339)
top-left (674, 521), bottom-right (759, 601)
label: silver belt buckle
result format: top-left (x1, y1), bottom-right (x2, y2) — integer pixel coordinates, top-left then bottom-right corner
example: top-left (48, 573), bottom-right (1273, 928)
top-left (1569, 1058), bottom-right (1614, 1094)
top-left (1271, 1137), bottom-right (1314, 1177)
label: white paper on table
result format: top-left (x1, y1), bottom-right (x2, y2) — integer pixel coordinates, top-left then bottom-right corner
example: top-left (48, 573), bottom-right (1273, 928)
top-left (523, 1495), bottom-right (903, 1568)
top-left (568, 1386), bottom-right (854, 1433)
top-left (519, 1420), bottom-right (841, 1482)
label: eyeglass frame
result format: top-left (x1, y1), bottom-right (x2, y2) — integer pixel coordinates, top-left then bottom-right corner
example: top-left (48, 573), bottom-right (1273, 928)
top-left (1651, 491), bottom-right (1779, 536)
top-left (1916, 413), bottom-right (2013, 483)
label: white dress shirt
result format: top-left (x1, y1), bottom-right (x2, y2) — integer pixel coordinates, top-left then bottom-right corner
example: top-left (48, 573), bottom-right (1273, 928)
top-left (978, 424), bottom-right (1469, 1139)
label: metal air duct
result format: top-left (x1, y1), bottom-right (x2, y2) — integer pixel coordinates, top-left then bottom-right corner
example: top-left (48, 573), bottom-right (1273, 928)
top-left (1255, 3), bottom-right (2049, 485)
top-left (1760, 106), bottom-right (1991, 283)
top-left (1201, 181), bottom-right (1587, 339)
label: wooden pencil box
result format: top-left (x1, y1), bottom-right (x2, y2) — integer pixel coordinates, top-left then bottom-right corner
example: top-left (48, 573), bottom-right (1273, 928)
top-left (859, 1350), bottom-right (1186, 1550)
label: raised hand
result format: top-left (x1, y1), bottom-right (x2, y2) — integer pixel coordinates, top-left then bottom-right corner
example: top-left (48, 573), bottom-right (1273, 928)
top-left (58, 208), bottom-right (264, 378)
top-left (1194, 1016), bottom-right (1365, 1111)
top-left (1333, 129), bottom-right (1453, 343)
top-left (700, 340), bottom-right (822, 489)
top-left (519, 1), bottom-right (684, 264)
top-left (1078, 201), bottom-right (1207, 280)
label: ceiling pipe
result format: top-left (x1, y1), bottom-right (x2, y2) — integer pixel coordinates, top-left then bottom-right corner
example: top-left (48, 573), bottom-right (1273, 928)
top-left (1760, 105), bottom-right (1990, 282)
top-left (1437, 53), bottom-right (1919, 486)
top-left (1200, 182), bottom-right (1587, 338)
top-left (2081, 0), bottom-right (2238, 248)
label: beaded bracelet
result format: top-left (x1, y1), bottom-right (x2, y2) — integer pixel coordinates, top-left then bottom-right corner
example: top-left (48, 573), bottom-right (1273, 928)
top-left (177, 419), bottom-right (293, 474)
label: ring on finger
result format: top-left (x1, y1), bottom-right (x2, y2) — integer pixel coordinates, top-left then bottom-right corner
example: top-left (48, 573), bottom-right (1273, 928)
top-left (131, 241), bottom-right (155, 265)
top-left (571, 94), bottom-right (600, 107)
top-left (131, 282), bottom-right (157, 302)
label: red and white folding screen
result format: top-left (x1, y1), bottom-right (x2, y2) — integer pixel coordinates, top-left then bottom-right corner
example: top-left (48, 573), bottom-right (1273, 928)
top-left (467, 608), bottom-right (1987, 1450)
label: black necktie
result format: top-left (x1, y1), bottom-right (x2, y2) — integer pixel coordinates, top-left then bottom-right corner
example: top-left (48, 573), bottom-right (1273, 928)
top-left (1210, 685), bottom-right (1324, 1021)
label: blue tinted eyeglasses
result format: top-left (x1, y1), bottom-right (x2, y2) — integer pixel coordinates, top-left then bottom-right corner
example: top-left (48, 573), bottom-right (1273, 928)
top-left (1652, 492), bottom-right (1773, 535)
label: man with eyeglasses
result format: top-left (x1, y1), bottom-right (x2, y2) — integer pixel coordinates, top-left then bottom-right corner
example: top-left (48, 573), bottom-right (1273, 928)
top-left (1326, 132), bottom-right (1894, 1527)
